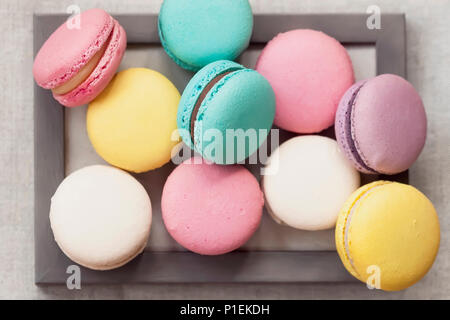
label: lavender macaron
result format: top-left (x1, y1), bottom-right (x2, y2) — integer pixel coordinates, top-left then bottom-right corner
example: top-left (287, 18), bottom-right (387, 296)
top-left (335, 74), bottom-right (427, 175)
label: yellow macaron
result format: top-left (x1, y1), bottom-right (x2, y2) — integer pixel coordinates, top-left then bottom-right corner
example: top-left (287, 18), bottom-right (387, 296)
top-left (87, 68), bottom-right (180, 173)
top-left (335, 181), bottom-right (440, 291)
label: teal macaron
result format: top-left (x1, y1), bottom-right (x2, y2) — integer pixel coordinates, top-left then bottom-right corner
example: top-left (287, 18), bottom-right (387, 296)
top-left (177, 60), bottom-right (276, 164)
top-left (158, 0), bottom-right (253, 71)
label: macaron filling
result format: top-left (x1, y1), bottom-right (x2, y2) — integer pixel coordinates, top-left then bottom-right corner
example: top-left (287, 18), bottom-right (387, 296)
top-left (344, 82), bottom-right (378, 174)
top-left (51, 32), bottom-right (112, 96)
top-left (189, 68), bottom-right (241, 145)
top-left (343, 183), bottom-right (388, 276)
top-left (51, 38), bottom-right (110, 95)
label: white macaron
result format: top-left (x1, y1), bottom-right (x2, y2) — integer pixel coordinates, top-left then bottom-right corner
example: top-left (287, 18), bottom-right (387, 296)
top-left (262, 135), bottom-right (360, 230)
top-left (50, 165), bottom-right (152, 270)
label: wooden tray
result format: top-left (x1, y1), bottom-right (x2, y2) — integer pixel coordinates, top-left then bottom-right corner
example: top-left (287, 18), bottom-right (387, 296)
top-left (34, 13), bottom-right (406, 284)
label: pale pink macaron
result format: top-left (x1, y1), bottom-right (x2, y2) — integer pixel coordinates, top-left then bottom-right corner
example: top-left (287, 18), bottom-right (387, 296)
top-left (162, 157), bottom-right (264, 255)
top-left (256, 29), bottom-right (354, 133)
top-left (33, 8), bottom-right (126, 107)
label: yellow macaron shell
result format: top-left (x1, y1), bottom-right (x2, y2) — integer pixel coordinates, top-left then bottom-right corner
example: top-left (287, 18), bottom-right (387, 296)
top-left (87, 68), bottom-right (180, 173)
top-left (335, 180), bottom-right (389, 280)
top-left (336, 181), bottom-right (440, 291)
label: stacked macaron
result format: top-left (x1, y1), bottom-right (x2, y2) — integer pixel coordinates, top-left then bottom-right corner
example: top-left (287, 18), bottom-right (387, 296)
top-left (33, 2), bottom-right (439, 291)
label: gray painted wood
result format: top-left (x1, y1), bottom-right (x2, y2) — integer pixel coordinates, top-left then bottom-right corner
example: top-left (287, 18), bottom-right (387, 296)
top-left (33, 15), bottom-right (66, 285)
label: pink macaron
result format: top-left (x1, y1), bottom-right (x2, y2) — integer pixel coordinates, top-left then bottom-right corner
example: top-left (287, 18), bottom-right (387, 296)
top-left (161, 157), bottom-right (264, 255)
top-left (33, 8), bottom-right (126, 107)
top-left (256, 29), bottom-right (354, 133)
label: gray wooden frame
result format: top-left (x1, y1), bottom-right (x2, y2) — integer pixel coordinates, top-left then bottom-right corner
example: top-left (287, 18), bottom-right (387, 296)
top-left (34, 14), bottom-right (406, 284)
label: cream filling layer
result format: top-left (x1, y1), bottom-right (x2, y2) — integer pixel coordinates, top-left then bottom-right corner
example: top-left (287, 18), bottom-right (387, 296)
top-left (344, 185), bottom-right (384, 276)
top-left (51, 39), bottom-right (109, 96)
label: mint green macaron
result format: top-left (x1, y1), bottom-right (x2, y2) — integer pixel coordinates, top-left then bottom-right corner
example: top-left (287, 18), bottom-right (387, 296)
top-left (177, 60), bottom-right (276, 164)
top-left (158, 0), bottom-right (253, 71)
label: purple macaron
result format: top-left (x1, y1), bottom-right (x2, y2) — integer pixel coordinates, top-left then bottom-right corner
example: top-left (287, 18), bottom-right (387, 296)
top-left (335, 74), bottom-right (427, 175)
